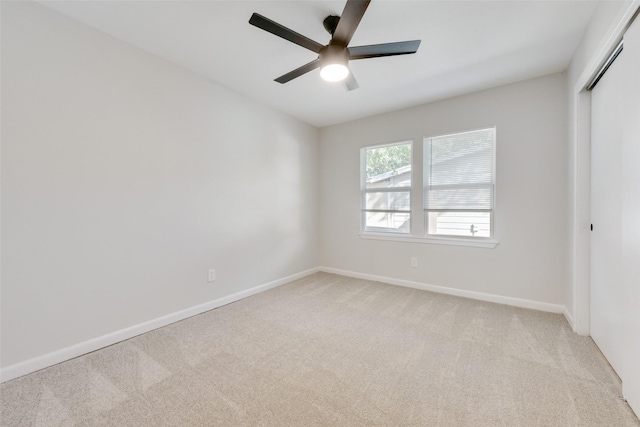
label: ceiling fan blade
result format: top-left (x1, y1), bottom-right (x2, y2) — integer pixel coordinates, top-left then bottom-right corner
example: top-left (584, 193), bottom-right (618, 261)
top-left (349, 40), bottom-right (421, 60)
top-left (332, 0), bottom-right (371, 46)
top-left (275, 59), bottom-right (322, 84)
top-left (343, 69), bottom-right (359, 91)
top-left (249, 13), bottom-right (323, 54)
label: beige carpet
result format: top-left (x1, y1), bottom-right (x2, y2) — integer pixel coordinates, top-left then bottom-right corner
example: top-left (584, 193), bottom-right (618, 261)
top-left (1, 272), bottom-right (639, 426)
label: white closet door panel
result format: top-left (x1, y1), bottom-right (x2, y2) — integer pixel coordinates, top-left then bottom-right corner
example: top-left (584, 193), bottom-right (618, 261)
top-left (621, 15), bottom-right (640, 416)
top-left (590, 41), bottom-right (625, 378)
top-left (591, 12), bottom-right (640, 417)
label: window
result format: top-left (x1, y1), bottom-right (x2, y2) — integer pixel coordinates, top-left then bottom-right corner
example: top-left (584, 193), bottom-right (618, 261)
top-left (360, 128), bottom-right (496, 247)
top-left (424, 128), bottom-right (495, 239)
top-left (361, 141), bottom-right (412, 233)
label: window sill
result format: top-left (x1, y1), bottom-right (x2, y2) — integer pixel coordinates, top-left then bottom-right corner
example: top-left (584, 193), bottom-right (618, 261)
top-left (359, 232), bottom-right (499, 248)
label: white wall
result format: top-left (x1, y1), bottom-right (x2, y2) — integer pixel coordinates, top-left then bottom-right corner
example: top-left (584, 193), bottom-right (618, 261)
top-left (319, 73), bottom-right (568, 306)
top-left (1, 1), bottom-right (319, 370)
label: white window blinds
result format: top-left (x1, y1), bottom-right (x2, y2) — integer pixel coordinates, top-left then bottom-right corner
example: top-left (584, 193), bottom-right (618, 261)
top-left (424, 128), bottom-right (494, 210)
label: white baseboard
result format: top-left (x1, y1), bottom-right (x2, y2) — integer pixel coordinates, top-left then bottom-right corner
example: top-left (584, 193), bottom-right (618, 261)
top-left (320, 267), bottom-right (568, 315)
top-left (0, 267), bottom-right (319, 383)
top-left (562, 306), bottom-right (575, 330)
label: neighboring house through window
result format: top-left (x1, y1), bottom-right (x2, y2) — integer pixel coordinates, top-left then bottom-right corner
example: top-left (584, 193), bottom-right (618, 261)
top-left (361, 141), bottom-right (412, 233)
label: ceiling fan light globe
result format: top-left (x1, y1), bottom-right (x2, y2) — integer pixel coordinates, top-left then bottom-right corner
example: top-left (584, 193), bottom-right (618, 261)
top-left (320, 63), bottom-right (349, 82)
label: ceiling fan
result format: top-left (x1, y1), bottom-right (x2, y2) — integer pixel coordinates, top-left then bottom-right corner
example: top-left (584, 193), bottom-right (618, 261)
top-left (249, 0), bottom-right (421, 91)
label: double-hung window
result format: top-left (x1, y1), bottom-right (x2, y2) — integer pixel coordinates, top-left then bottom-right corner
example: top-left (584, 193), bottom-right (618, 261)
top-left (424, 127), bottom-right (495, 239)
top-left (360, 128), bottom-right (496, 246)
top-left (361, 141), bottom-right (412, 233)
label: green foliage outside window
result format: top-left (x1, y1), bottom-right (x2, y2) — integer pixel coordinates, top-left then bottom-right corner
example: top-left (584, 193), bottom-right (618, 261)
top-left (366, 143), bottom-right (411, 179)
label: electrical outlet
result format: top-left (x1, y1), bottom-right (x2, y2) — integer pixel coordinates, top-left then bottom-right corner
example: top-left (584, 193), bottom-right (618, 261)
top-left (410, 257), bottom-right (418, 268)
top-left (208, 269), bottom-right (216, 283)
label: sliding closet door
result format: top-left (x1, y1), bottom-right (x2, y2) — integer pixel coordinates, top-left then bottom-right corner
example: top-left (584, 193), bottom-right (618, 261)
top-left (619, 15), bottom-right (640, 415)
top-left (591, 14), bottom-right (640, 416)
top-left (590, 37), bottom-right (625, 379)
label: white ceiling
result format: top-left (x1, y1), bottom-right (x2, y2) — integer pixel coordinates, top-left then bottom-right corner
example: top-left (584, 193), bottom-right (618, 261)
top-left (39, 0), bottom-right (598, 127)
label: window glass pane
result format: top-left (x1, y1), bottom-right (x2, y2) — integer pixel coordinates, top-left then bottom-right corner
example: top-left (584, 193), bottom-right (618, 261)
top-left (361, 141), bottom-right (413, 234)
top-left (427, 212), bottom-right (491, 237)
top-left (365, 191), bottom-right (410, 211)
top-left (365, 212), bottom-right (410, 233)
top-left (365, 143), bottom-right (412, 189)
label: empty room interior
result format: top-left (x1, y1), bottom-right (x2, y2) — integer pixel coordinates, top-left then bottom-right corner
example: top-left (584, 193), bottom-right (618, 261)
top-left (2, 0), bottom-right (640, 425)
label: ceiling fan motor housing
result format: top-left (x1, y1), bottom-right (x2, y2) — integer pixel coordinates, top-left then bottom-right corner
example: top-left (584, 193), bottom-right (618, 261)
top-left (320, 44), bottom-right (349, 67)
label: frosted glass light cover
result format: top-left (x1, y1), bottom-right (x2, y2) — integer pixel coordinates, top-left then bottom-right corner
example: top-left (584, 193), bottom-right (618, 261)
top-left (320, 64), bottom-right (349, 82)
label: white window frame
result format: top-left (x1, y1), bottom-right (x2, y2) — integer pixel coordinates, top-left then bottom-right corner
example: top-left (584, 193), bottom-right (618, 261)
top-left (359, 128), bottom-right (498, 249)
top-left (360, 140), bottom-right (413, 234)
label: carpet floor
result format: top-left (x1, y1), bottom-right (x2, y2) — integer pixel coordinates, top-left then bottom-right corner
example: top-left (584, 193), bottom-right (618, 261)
top-left (1, 272), bottom-right (639, 426)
